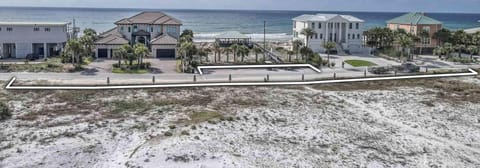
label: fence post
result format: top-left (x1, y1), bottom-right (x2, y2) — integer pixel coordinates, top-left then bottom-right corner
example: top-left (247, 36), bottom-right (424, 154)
top-left (229, 74), bottom-right (232, 83)
top-left (364, 69), bottom-right (367, 78)
top-left (107, 77), bottom-right (110, 85)
top-left (266, 74), bottom-right (270, 82)
top-left (302, 73), bottom-right (305, 81)
top-left (152, 76), bottom-right (155, 84)
top-left (334, 72), bottom-right (336, 80)
top-left (193, 75), bottom-right (197, 83)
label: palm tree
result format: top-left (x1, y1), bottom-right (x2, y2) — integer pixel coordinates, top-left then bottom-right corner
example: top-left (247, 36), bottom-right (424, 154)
top-left (213, 42), bottom-right (221, 63)
top-left (292, 39), bottom-right (303, 60)
top-left (299, 46), bottom-right (312, 63)
top-left (472, 32), bottom-right (480, 57)
top-left (434, 28), bottom-right (451, 46)
top-left (396, 34), bottom-right (413, 61)
top-left (467, 45), bottom-right (478, 60)
top-left (300, 28), bottom-right (315, 48)
top-left (230, 44), bottom-right (239, 62)
top-left (418, 30), bottom-right (430, 56)
top-left (323, 42), bottom-right (336, 67)
top-left (203, 48), bottom-right (212, 62)
top-left (64, 39), bottom-right (83, 67)
top-left (113, 48), bottom-right (127, 66)
top-left (287, 50), bottom-right (295, 62)
top-left (455, 44), bottom-right (466, 58)
top-left (224, 47), bottom-right (232, 63)
top-left (238, 45), bottom-right (250, 62)
top-left (134, 43), bottom-right (149, 67)
top-left (179, 42), bottom-right (195, 72)
top-left (253, 46), bottom-right (263, 63)
top-left (443, 43), bottom-right (454, 59)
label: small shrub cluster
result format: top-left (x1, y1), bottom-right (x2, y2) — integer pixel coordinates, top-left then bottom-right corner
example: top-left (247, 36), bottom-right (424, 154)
top-left (0, 102), bottom-right (11, 121)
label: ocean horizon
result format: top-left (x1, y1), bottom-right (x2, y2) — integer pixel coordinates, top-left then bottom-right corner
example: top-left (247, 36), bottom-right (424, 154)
top-left (1, 6), bottom-right (480, 42)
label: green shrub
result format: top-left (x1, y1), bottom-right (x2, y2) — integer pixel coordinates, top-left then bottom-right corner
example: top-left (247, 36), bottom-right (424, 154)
top-left (0, 102), bottom-right (11, 120)
top-left (164, 131), bottom-right (173, 136)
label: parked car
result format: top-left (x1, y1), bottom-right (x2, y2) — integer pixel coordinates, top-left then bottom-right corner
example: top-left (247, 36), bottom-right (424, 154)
top-left (396, 63), bottom-right (420, 73)
top-left (26, 53), bottom-right (40, 61)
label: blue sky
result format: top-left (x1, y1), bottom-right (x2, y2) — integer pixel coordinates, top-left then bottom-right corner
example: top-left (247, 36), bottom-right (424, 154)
top-left (0, 0), bottom-right (479, 13)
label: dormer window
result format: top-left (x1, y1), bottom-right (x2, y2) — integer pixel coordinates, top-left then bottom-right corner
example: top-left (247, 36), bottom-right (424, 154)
top-left (34, 27), bottom-right (40, 31)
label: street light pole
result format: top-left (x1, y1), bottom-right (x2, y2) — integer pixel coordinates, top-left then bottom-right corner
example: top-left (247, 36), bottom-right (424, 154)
top-left (264, 21), bottom-right (266, 61)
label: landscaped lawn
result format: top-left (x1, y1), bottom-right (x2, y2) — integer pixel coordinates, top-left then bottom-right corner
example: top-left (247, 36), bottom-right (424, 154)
top-left (344, 60), bottom-right (378, 67)
top-left (112, 68), bottom-right (148, 74)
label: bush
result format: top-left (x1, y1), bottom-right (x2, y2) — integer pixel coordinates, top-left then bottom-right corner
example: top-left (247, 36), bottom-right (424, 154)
top-left (164, 131), bottom-right (173, 136)
top-left (0, 102), bottom-right (11, 121)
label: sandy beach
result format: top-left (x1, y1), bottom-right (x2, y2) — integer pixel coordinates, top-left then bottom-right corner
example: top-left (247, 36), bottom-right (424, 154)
top-left (1, 77), bottom-right (480, 167)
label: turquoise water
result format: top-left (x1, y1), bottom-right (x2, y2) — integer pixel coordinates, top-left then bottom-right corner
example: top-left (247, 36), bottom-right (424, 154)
top-left (0, 7), bottom-right (479, 41)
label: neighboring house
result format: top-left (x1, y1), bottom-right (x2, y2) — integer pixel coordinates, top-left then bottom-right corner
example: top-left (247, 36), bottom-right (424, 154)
top-left (387, 12), bottom-right (442, 51)
top-left (95, 11), bottom-right (182, 59)
top-left (465, 20), bottom-right (480, 34)
top-left (0, 22), bottom-right (69, 59)
top-left (292, 14), bottom-right (365, 53)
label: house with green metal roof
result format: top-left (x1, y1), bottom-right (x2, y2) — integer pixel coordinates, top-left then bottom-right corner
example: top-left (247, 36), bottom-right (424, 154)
top-left (387, 12), bottom-right (443, 51)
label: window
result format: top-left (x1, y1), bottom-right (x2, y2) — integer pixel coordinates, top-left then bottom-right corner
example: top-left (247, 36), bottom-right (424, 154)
top-left (128, 27), bottom-right (131, 32)
top-left (320, 33), bottom-right (323, 39)
top-left (422, 26), bottom-right (430, 33)
top-left (311, 22), bottom-right (315, 28)
top-left (314, 33), bottom-right (318, 39)
top-left (318, 23), bottom-right (322, 29)
top-left (150, 27), bottom-right (154, 32)
top-left (45, 28), bottom-right (50, 32)
top-left (422, 37), bottom-right (431, 45)
top-left (120, 27), bottom-right (124, 32)
top-left (166, 25), bottom-right (177, 34)
top-left (157, 26), bottom-right (161, 33)
top-left (356, 23), bottom-right (359, 29)
top-left (293, 21), bottom-right (296, 29)
top-left (34, 27), bottom-right (40, 31)
top-left (357, 34), bottom-right (360, 39)
top-left (352, 34), bottom-right (355, 39)
top-left (349, 23), bottom-right (353, 29)
top-left (0, 27), bottom-right (2, 31)
top-left (6, 27), bottom-right (13, 31)
top-left (133, 25), bottom-right (138, 32)
top-left (348, 34), bottom-right (351, 39)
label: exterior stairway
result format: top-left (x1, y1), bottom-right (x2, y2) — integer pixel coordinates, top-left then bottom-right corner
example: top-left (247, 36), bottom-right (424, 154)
top-left (335, 43), bottom-right (348, 56)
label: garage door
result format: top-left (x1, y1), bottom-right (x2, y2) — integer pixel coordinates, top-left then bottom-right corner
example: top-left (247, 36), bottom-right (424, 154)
top-left (156, 49), bottom-right (175, 58)
top-left (98, 49), bottom-right (108, 58)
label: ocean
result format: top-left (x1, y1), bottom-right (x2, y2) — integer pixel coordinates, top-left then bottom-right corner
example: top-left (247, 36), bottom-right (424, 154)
top-left (1, 7), bottom-right (479, 42)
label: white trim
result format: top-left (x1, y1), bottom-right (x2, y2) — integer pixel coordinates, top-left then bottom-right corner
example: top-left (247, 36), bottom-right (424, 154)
top-left (196, 64), bottom-right (322, 75)
top-left (5, 69), bottom-right (478, 90)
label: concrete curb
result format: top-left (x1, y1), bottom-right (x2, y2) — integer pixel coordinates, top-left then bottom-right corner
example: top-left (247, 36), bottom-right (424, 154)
top-left (5, 69), bottom-right (478, 90)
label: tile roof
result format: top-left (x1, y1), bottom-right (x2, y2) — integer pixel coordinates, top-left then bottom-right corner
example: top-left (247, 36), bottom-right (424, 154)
top-left (95, 28), bottom-right (129, 45)
top-left (387, 12), bottom-right (442, 25)
top-left (293, 14), bottom-right (364, 22)
top-left (151, 34), bottom-right (178, 45)
top-left (114, 11), bottom-right (182, 25)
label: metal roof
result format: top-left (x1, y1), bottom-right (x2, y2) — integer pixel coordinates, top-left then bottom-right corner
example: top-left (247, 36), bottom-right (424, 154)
top-left (0, 22), bottom-right (69, 26)
top-left (215, 31), bottom-right (250, 39)
top-left (387, 12), bottom-right (442, 25)
top-left (293, 14), bottom-right (364, 22)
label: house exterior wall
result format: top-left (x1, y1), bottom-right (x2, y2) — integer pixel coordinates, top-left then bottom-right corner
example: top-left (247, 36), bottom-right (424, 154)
top-left (116, 24), bottom-right (180, 42)
top-left (0, 24), bottom-right (68, 58)
top-left (293, 18), bottom-right (364, 53)
top-left (387, 23), bottom-right (442, 48)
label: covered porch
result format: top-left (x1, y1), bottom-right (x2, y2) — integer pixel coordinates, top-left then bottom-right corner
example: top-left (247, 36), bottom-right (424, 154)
top-left (215, 31), bottom-right (252, 48)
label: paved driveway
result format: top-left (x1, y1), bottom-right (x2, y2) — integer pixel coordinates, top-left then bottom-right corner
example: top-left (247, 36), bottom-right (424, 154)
top-left (85, 58), bottom-right (179, 74)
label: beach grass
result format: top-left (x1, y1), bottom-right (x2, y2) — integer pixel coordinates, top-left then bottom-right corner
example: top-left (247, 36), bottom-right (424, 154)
top-left (112, 68), bottom-right (148, 74)
top-left (344, 60), bottom-right (377, 67)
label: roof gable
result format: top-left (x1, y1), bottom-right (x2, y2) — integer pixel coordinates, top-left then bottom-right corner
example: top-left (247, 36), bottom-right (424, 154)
top-left (151, 34), bottom-right (178, 45)
top-left (293, 14), bottom-right (364, 22)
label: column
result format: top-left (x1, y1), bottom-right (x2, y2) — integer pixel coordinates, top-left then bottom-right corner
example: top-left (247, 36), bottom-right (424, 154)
top-left (346, 23), bottom-right (349, 45)
top-left (339, 23), bottom-right (343, 44)
top-left (43, 43), bottom-right (48, 59)
top-left (95, 47), bottom-right (99, 58)
top-left (325, 22), bottom-right (329, 42)
top-left (107, 47), bottom-right (111, 59)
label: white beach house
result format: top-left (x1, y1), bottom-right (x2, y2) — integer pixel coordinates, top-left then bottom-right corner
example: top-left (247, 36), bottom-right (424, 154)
top-left (0, 22), bottom-right (69, 59)
top-left (95, 11), bottom-right (182, 59)
top-left (293, 14), bottom-right (365, 53)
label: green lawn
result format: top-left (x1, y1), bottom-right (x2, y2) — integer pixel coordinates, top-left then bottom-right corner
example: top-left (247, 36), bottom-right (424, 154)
top-left (112, 68), bottom-right (148, 74)
top-left (344, 60), bottom-right (378, 67)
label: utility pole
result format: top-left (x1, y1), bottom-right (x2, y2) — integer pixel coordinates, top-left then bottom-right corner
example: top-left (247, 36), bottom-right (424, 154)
top-left (264, 21), bottom-right (266, 61)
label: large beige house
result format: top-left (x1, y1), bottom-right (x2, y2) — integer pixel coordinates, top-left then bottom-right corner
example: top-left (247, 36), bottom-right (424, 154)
top-left (95, 11), bottom-right (182, 59)
top-left (0, 22), bottom-right (70, 59)
top-left (387, 12), bottom-right (443, 51)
